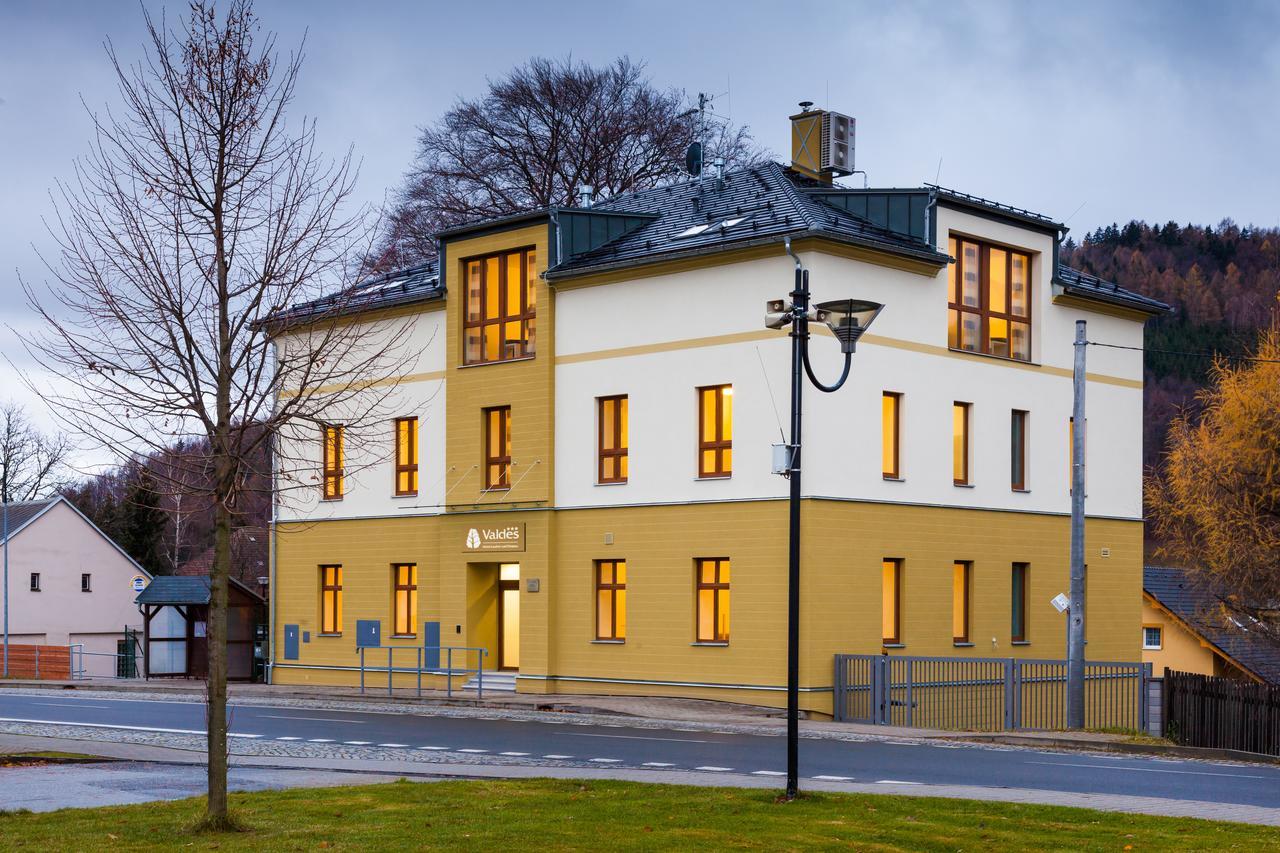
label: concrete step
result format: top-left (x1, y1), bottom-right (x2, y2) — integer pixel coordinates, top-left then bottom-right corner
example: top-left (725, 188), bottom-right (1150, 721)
top-left (462, 672), bottom-right (517, 692)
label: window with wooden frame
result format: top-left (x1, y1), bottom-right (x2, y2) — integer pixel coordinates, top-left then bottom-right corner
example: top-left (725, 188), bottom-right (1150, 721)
top-left (953, 402), bottom-right (971, 485)
top-left (483, 406), bottom-right (512, 490)
top-left (320, 565), bottom-right (343, 635)
top-left (394, 417), bottom-right (418, 496)
top-left (1011, 409), bottom-right (1028, 491)
top-left (392, 563), bottom-right (418, 637)
top-left (695, 558), bottom-right (731, 643)
top-left (952, 561), bottom-right (972, 643)
top-left (697, 385), bottom-right (733, 478)
top-left (463, 248), bottom-right (537, 364)
top-left (882, 558), bottom-right (902, 644)
top-left (947, 236), bottom-right (1032, 361)
top-left (1011, 562), bottom-right (1029, 642)
top-left (595, 560), bottom-right (627, 641)
top-left (882, 392), bottom-right (901, 479)
top-left (321, 424), bottom-right (344, 500)
top-left (597, 395), bottom-right (629, 484)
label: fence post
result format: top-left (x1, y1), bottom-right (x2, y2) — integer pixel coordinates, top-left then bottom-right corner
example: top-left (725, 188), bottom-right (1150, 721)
top-left (1140, 662), bottom-right (1152, 734)
top-left (905, 658), bottom-right (913, 728)
top-left (478, 649), bottom-right (484, 699)
top-left (1003, 659), bottom-right (1014, 730)
top-left (34, 647), bottom-right (40, 680)
top-left (359, 646), bottom-right (365, 694)
top-left (417, 647), bottom-right (423, 698)
top-left (874, 656), bottom-right (887, 725)
top-left (446, 648), bottom-right (453, 698)
top-left (832, 656), bottom-right (843, 723)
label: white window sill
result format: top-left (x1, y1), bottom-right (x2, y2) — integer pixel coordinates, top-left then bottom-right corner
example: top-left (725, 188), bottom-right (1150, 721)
top-left (947, 347), bottom-right (1039, 368)
top-left (882, 476), bottom-right (905, 483)
top-left (391, 493), bottom-right (419, 499)
top-left (883, 643), bottom-right (905, 649)
top-left (591, 639), bottom-right (625, 645)
top-left (1011, 640), bottom-right (1031, 646)
top-left (1142, 646), bottom-right (1162, 652)
top-left (694, 476), bottom-right (732, 482)
top-left (1011, 488), bottom-right (1031, 494)
top-left (953, 642), bottom-right (975, 647)
top-left (953, 483), bottom-right (975, 489)
top-left (691, 641), bottom-right (728, 647)
top-left (594, 481), bottom-right (628, 487)
top-left (458, 355), bottom-right (536, 369)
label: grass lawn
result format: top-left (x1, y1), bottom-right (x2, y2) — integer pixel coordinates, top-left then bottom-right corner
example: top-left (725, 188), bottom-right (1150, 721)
top-left (0, 778), bottom-right (1275, 851)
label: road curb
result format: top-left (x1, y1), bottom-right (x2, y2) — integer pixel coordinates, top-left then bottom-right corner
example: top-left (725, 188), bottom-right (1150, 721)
top-left (952, 733), bottom-right (1280, 766)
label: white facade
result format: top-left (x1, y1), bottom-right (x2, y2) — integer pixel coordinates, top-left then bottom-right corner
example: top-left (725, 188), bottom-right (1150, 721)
top-left (2, 497), bottom-right (151, 677)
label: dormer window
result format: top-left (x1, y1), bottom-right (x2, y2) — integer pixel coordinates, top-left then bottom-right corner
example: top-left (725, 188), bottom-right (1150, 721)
top-left (947, 236), bottom-right (1032, 361)
top-left (463, 248), bottom-right (536, 364)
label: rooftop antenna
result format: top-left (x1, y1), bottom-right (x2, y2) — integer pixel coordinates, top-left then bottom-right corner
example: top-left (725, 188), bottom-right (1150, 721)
top-left (934, 156), bottom-right (943, 186)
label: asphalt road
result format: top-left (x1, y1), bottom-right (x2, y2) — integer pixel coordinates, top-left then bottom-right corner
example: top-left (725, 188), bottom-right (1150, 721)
top-left (2, 693), bottom-right (1277, 808)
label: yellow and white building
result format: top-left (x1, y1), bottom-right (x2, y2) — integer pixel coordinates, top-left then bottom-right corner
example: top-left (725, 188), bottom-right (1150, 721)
top-left (269, 108), bottom-right (1169, 716)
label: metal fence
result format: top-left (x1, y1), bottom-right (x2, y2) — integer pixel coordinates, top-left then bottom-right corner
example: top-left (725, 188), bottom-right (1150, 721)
top-left (834, 654), bottom-right (1151, 732)
top-left (1165, 670), bottom-right (1280, 756)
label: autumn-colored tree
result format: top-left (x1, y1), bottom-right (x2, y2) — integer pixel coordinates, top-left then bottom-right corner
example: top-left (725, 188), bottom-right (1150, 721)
top-left (1146, 329), bottom-right (1280, 645)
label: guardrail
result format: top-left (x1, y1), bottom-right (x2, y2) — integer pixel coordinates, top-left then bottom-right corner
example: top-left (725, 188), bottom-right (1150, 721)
top-left (357, 645), bottom-right (489, 698)
top-left (69, 645), bottom-right (141, 679)
top-left (834, 653), bottom-right (1151, 732)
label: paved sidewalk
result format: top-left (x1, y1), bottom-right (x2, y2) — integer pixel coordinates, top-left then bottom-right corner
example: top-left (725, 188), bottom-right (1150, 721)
top-left (3, 731), bottom-right (1278, 827)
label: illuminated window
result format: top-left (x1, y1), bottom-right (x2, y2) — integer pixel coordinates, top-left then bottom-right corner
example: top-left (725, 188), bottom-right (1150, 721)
top-left (697, 385), bottom-right (732, 478)
top-left (394, 417), bottom-right (419, 496)
top-left (947, 236), bottom-right (1032, 361)
top-left (1011, 410), bottom-right (1028, 490)
top-left (1011, 563), bottom-right (1028, 642)
top-left (320, 565), bottom-right (343, 634)
top-left (463, 249), bottom-right (537, 364)
top-left (595, 560), bottom-right (627, 641)
top-left (598, 396), bottom-right (629, 484)
top-left (882, 559), bottom-right (902, 644)
top-left (484, 406), bottom-right (512, 490)
top-left (695, 558), bottom-right (730, 643)
top-left (953, 402), bottom-right (971, 485)
top-left (1142, 626), bottom-right (1162, 650)
top-left (882, 392), bottom-right (901, 479)
top-left (321, 424), bottom-right (343, 500)
top-left (953, 561), bottom-right (972, 643)
top-left (392, 564), bottom-right (418, 637)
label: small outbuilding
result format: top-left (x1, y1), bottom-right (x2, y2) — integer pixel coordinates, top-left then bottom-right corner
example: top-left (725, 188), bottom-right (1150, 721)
top-left (135, 576), bottom-right (265, 681)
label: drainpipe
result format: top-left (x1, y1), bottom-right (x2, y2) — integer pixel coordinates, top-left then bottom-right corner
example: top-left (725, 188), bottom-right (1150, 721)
top-left (267, 343), bottom-right (279, 684)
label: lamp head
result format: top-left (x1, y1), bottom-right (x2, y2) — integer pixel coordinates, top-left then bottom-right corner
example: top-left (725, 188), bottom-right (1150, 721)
top-left (814, 299), bottom-right (883, 353)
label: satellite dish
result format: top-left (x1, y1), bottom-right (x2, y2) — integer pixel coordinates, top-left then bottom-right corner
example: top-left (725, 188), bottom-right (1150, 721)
top-left (685, 141), bottom-right (703, 176)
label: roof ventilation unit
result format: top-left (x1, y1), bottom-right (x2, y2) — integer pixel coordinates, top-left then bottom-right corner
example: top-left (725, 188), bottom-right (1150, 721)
top-left (789, 103), bottom-right (855, 182)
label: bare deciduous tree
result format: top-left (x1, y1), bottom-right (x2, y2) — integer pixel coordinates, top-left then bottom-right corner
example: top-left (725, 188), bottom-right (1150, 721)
top-left (21, 1), bottom-right (416, 829)
top-left (0, 401), bottom-right (71, 504)
top-left (376, 56), bottom-right (762, 267)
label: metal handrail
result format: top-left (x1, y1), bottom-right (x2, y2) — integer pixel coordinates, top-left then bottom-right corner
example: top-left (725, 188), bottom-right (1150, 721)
top-left (357, 645), bottom-right (489, 698)
top-left (68, 644), bottom-right (144, 679)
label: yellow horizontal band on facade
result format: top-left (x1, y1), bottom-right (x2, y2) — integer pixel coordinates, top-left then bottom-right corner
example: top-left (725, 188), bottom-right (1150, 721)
top-left (556, 328), bottom-right (1144, 389)
top-left (278, 369), bottom-right (447, 400)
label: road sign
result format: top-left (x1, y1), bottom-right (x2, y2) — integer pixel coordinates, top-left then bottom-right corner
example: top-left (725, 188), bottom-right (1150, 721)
top-left (131, 575), bottom-right (147, 592)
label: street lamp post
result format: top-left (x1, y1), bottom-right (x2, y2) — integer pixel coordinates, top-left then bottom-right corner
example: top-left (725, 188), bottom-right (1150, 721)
top-left (770, 238), bottom-right (883, 799)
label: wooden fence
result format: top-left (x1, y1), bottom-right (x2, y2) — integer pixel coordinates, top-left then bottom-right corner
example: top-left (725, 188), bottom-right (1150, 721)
top-left (2, 644), bottom-right (72, 679)
top-left (1164, 670), bottom-right (1280, 757)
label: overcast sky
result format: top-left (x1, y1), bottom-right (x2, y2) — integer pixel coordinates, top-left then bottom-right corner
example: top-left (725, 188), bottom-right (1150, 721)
top-left (2, 0), bottom-right (1278, 463)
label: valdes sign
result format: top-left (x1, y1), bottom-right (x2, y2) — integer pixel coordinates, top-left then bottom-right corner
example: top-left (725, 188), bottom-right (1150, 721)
top-left (462, 523), bottom-right (524, 553)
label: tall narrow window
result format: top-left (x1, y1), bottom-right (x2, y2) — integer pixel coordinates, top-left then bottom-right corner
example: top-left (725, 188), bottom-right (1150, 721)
top-left (392, 564), bottom-right (418, 637)
top-left (598, 396), bottom-right (629, 484)
top-left (695, 558), bottom-right (730, 642)
top-left (953, 402), bottom-right (971, 485)
top-left (1011, 410), bottom-right (1028, 490)
top-left (882, 392), bottom-right (901, 479)
top-left (29, 573), bottom-right (40, 592)
top-left (483, 406), bottom-right (512, 490)
top-left (1011, 562), bottom-right (1028, 642)
top-left (595, 560), bottom-right (627, 641)
top-left (882, 559), bottom-right (902, 644)
top-left (322, 424), bottom-right (344, 500)
top-left (952, 561), bottom-right (971, 643)
top-left (394, 417), bottom-right (419, 496)
top-left (81, 573), bottom-right (92, 592)
top-left (320, 565), bottom-right (343, 634)
top-left (463, 248), bottom-right (537, 364)
top-left (697, 385), bottom-right (733, 478)
top-left (947, 236), bottom-right (1032, 361)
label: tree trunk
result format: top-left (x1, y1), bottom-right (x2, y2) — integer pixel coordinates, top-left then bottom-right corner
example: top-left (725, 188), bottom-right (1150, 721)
top-left (205, 454), bottom-right (232, 825)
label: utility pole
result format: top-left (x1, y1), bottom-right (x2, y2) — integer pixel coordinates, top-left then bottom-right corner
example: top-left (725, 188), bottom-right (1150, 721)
top-left (3, 495), bottom-right (8, 678)
top-left (1067, 319), bottom-right (1087, 728)
top-left (785, 261), bottom-right (807, 799)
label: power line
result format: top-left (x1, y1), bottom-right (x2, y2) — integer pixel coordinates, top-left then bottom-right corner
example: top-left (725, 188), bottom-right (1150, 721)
top-left (1086, 340), bottom-right (1280, 364)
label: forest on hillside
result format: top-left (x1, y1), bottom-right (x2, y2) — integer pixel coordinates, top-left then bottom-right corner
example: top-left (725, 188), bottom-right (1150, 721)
top-left (1061, 220), bottom-right (1280, 471)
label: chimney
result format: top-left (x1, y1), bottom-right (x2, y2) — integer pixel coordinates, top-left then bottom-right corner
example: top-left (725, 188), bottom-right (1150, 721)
top-left (577, 184), bottom-right (594, 208)
top-left (790, 102), bottom-right (855, 184)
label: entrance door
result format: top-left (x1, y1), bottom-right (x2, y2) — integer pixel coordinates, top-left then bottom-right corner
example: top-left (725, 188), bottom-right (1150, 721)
top-left (498, 563), bottom-right (520, 670)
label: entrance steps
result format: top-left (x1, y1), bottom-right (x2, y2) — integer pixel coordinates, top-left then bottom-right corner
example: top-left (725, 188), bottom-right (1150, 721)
top-left (462, 671), bottom-right (517, 693)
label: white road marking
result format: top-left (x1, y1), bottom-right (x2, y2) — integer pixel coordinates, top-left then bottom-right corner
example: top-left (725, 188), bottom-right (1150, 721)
top-left (886, 741), bottom-right (921, 746)
top-left (752, 770), bottom-right (785, 776)
top-left (343, 741), bottom-right (372, 745)
top-left (306, 738), bottom-right (335, 743)
top-left (32, 703), bottom-right (111, 710)
top-left (258, 715), bottom-right (366, 723)
top-left (499, 751), bottom-right (530, 756)
top-left (378, 743), bottom-right (409, 748)
top-left (566, 733), bottom-right (710, 743)
top-left (813, 775), bottom-right (853, 781)
top-left (696, 766), bottom-right (733, 772)
top-left (642, 762), bottom-right (675, 767)
top-left (589, 758), bottom-right (621, 763)
top-left (457, 748), bottom-right (487, 753)
top-left (1027, 761), bottom-right (1266, 779)
top-left (418, 746), bottom-right (449, 751)
top-left (0, 717), bottom-right (260, 738)
top-left (542, 754), bottom-right (573, 759)
top-left (277, 736), bottom-right (302, 741)
top-left (876, 780), bottom-right (921, 785)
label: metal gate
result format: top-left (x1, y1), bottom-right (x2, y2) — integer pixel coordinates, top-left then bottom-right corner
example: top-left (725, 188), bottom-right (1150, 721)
top-left (834, 654), bottom-right (1151, 732)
